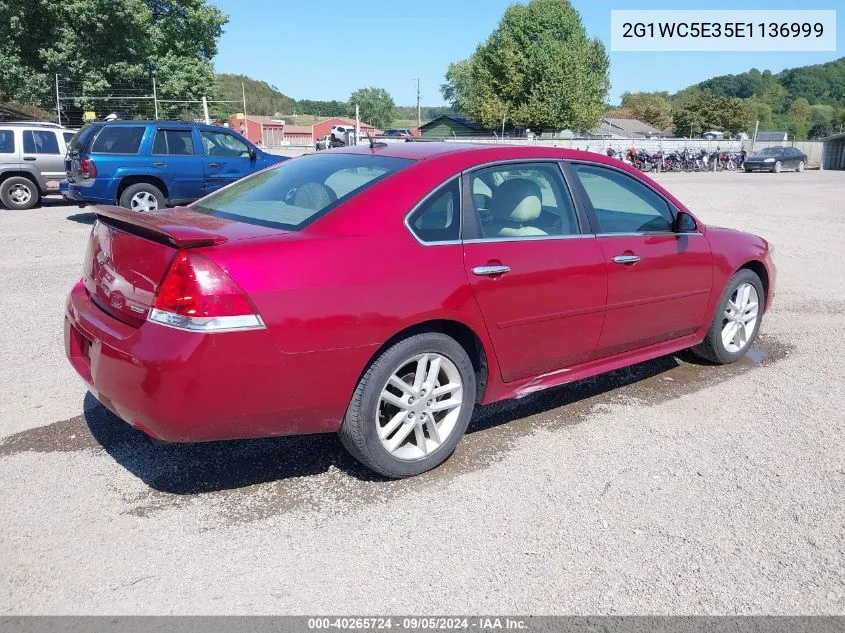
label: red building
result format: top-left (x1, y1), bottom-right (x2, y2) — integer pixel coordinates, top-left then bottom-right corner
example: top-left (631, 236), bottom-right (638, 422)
top-left (227, 114), bottom-right (381, 147)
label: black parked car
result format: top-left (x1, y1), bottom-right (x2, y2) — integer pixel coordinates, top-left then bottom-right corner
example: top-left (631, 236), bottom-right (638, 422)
top-left (744, 146), bottom-right (806, 173)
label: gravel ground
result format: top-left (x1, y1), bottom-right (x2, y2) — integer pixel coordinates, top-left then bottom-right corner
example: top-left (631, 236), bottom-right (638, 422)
top-left (0, 171), bottom-right (843, 614)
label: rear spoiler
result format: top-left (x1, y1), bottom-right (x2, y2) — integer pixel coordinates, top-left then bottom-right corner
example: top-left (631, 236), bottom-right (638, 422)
top-left (93, 205), bottom-right (228, 248)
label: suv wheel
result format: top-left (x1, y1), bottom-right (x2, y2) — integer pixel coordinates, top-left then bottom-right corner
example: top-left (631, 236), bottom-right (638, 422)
top-left (1, 176), bottom-right (39, 210)
top-left (119, 182), bottom-right (165, 212)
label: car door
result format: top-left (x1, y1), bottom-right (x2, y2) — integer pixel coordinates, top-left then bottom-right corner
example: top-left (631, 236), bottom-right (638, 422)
top-left (461, 161), bottom-right (607, 383)
top-left (151, 127), bottom-right (204, 204)
top-left (22, 129), bottom-right (64, 187)
top-left (199, 128), bottom-right (255, 194)
top-left (566, 161), bottom-right (712, 357)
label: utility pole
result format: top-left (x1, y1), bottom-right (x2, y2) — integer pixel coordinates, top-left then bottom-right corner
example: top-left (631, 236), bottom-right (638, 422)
top-left (242, 81), bottom-right (248, 139)
top-left (751, 119), bottom-right (759, 154)
top-left (152, 77), bottom-right (159, 120)
top-left (55, 74), bottom-right (61, 125)
top-left (355, 104), bottom-right (360, 145)
top-left (202, 96), bottom-right (211, 125)
top-left (416, 78), bottom-right (421, 130)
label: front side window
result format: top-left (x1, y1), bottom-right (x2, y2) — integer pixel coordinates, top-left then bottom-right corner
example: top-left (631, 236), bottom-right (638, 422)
top-left (23, 130), bottom-right (60, 154)
top-left (62, 132), bottom-right (75, 145)
top-left (193, 153), bottom-right (412, 231)
top-left (0, 130), bottom-right (14, 154)
top-left (571, 164), bottom-right (674, 234)
top-left (90, 126), bottom-right (145, 154)
top-left (407, 179), bottom-right (460, 243)
top-left (153, 129), bottom-right (196, 155)
top-left (200, 130), bottom-right (249, 157)
top-left (470, 162), bottom-right (579, 239)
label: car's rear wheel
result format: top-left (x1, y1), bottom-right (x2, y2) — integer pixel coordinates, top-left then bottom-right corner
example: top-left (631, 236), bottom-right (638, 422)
top-left (339, 332), bottom-right (476, 478)
top-left (119, 182), bottom-right (165, 212)
top-left (691, 269), bottom-right (764, 364)
top-left (1, 176), bottom-right (39, 210)
top-left (797, 160), bottom-right (805, 172)
top-left (773, 160), bottom-right (781, 173)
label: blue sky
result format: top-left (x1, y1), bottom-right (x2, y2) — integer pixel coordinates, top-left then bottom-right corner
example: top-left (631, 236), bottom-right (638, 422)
top-left (212, 0), bottom-right (842, 107)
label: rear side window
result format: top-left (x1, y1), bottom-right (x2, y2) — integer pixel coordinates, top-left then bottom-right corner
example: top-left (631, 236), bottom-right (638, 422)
top-left (153, 129), bottom-right (196, 155)
top-left (193, 153), bottom-right (412, 231)
top-left (0, 131), bottom-right (13, 153)
top-left (23, 130), bottom-right (60, 154)
top-left (90, 126), bottom-right (145, 154)
top-left (407, 179), bottom-right (460, 243)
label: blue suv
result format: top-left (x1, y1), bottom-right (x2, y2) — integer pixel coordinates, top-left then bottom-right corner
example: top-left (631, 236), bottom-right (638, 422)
top-left (65, 121), bottom-right (286, 211)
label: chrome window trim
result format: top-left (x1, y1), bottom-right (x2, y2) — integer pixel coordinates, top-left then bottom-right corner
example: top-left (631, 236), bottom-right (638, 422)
top-left (403, 176), bottom-right (463, 246)
top-left (463, 234), bottom-right (596, 245)
top-left (595, 231), bottom-right (704, 238)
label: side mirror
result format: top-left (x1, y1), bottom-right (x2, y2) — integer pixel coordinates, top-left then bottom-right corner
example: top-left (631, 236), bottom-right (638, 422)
top-left (248, 148), bottom-right (257, 160)
top-left (675, 211), bottom-right (698, 233)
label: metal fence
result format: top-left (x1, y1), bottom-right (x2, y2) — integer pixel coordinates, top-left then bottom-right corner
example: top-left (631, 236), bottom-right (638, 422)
top-left (433, 136), bottom-right (824, 168)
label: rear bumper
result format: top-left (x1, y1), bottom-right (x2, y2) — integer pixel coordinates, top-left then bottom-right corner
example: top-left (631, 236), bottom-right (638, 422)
top-left (66, 179), bottom-right (116, 204)
top-left (64, 280), bottom-right (359, 442)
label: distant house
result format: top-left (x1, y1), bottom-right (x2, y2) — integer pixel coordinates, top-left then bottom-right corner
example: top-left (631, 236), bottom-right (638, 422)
top-left (590, 117), bottom-right (669, 139)
top-left (418, 115), bottom-right (487, 138)
top-left (756, 131), bottom-right (789, 142)
top-left (228, 113), bottom-right (381, 146)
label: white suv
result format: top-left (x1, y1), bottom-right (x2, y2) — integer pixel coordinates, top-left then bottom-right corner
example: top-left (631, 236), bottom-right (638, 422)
top-left (329, 125), bottom-right (356, 146)
top-left (0, 122), bottom-right (77, 210)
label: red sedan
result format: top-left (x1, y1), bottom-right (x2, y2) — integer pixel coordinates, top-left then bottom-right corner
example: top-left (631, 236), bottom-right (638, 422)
top-left (65, 143), bottom-right (775, 478)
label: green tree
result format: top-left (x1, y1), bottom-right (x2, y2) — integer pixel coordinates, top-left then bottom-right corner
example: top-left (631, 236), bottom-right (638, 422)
top-left (348, 87), bottom-right (396, 130)
top-left (808, 120), bottom-right (832, 139)
top-left (441, 0), bottom-right (609, 132)
top-left (619, 91), bottom-right (672, 129)
top-left (810, 104), bottom-right (834, 124)
top-left (672, 92), bottom-right (749, 137)
top-left (788, 98), bottom-right (812, 126)
top-left (0, 0), bottom-right (226, 115)
top-left (745, 98), bottom-right (774, 132)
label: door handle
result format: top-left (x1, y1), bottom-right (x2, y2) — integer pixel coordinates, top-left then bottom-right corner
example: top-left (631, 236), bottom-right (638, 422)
top-left (23, 156), bottom-right (36, 161)
top-left (207, 162), bottom-right (221, 168)
top-left (613, 254), bottom-right (641, 264)
top-left (472, 265), bottom-right (510, 276)
top-left (152, 161), bottom-right (166, 167)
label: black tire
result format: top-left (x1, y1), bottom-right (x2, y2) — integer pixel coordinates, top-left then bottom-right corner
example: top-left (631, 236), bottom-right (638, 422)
top-left (691, 269), bottom-right (765, 365)
top-left (118, 182), bottom-right (165, 212)
top-left (773, 160), bottom-right (781, 173)
top-left (797, 160), bottom-right (805, 173)
top-left (744, 166), bottom-right (752, 173)
top-left (339, 332), bottom-right (476, 478)
top-left (0, 176), bottom-right (40, 210)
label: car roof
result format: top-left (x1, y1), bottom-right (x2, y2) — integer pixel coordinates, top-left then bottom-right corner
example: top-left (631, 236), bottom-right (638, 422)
top-left (87, 120), bottom-right (209, 128)
top-left (331, 141), bottom-right (616, 162)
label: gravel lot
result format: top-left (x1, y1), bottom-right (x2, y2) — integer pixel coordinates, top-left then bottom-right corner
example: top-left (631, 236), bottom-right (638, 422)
top-left (1, 171), bottom-right (843, 614)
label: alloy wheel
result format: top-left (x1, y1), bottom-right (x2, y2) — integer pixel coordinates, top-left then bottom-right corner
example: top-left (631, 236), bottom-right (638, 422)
top-left (721, 282), bottom-right (759, 353)
top-left (130, 191), bottom-right (159, 212)
top-left (9, 183), bottom-right (32, 205)
top-left (376, 353), bottom-right (464, 461)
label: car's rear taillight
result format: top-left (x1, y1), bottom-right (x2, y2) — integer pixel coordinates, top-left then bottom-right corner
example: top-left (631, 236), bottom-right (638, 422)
top-left (148, 252), bottom-right (264, 332)
top-left (80, 157), bottom-right (97, 179)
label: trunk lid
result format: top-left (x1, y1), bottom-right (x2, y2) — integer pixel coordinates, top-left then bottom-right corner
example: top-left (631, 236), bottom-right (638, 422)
top-left (83, 206), bottom-right (291, 327)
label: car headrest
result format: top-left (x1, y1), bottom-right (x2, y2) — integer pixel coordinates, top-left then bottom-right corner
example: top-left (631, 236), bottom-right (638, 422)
top-left (491, 178), bottom-right (542, 222)
top-left (293, 182), bottom-right (337, 210)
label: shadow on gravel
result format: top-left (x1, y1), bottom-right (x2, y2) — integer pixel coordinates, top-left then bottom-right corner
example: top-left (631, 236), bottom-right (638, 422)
top-left (65, 212), bottom-right (96, 225)
top-left (0, 336), bottom-right (791, 504)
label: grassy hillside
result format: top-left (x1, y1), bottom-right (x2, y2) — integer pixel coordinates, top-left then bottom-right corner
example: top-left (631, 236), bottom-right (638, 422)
top-left (215, 73), bottom-right (296, 116)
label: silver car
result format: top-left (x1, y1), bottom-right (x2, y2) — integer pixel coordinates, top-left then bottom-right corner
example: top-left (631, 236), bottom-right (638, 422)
top-left (0, 122), bottom-right (77, 210)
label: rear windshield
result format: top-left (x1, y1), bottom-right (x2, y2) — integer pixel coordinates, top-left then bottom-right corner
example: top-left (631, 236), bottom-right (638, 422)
top-left (193, 153), bottom-right (413, 231)
top-left (68, 124), bottom-right (101, 154)
top-left (90, 126), bottom-right (145, 154)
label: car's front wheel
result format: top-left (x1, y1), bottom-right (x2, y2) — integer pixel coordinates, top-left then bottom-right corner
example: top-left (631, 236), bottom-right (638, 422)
top-left (1, 176), bottom-right (39, 210)
top-left (773, 160), bottom-right (781, 173)
top-left (691, 269), bottom-right (764, 364)
top-left (339, 332), bottom-right (476, 478)
top-left (797, 160), bottom-right (805, 172)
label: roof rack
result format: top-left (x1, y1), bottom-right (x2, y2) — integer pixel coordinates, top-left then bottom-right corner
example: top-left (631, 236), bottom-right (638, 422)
top-left (0, 120), bottom-right (67, 128)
